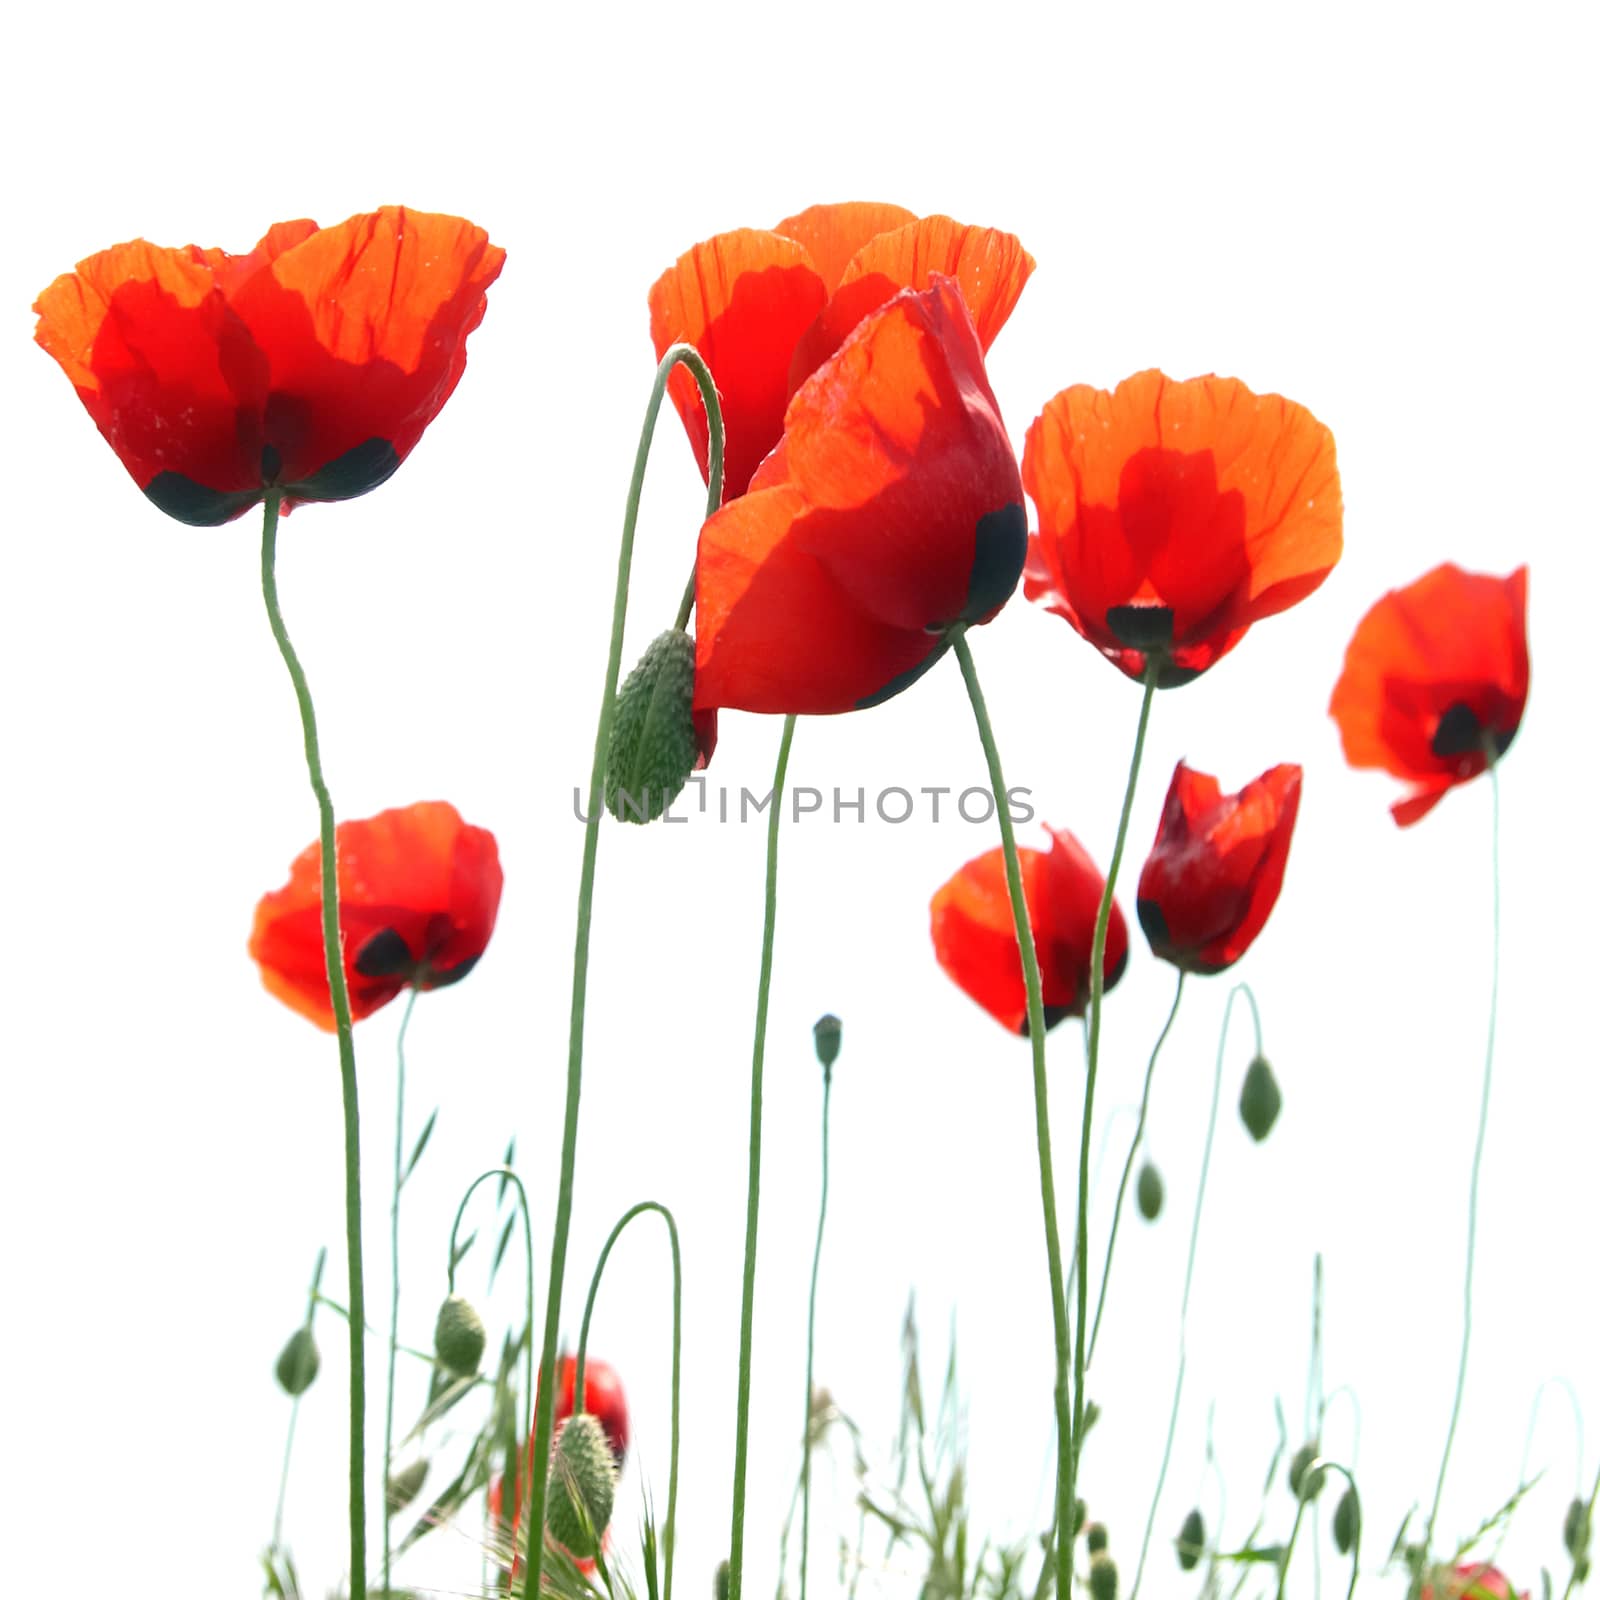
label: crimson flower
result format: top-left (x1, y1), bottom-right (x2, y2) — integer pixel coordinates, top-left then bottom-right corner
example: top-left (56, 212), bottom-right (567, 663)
top-left (34, 207), bottom-right (504, 526)
top-left (692, 277), bottom-right (1025, 716)
top-left (1329, 563), bottom-right (1529, 826)
top-left (1022, 371), bottom-right (1342, 685)
top-left (650, 202), bottom-right (1033, 501)
top-left (931, 828), bottom-right (1129, 1035)
top-left (250, 801), bottom-right (502, 1030)
top-left (1420, 1565), bottom-right (1527, 1600)
top-left (1137, 763), bottom-right (1302, 973)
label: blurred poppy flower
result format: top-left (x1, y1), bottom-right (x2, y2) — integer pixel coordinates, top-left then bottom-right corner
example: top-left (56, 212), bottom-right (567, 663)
top-left (931, 827), bottom-right (1128, 1035)
top-left (250, 801), bottom-right (502, 1030)
top-left (650, 202), bottom-right (1033, 501)
top-left (1137, 762), bottom-right (1302, 973)
top-left (1022, 371), bottom-right (1342, 686)
top-left (1329, 563), bottom-right (1528, 826)
top-left (692, 277), bottom-right (1026, 715)
top-left (1420, 1565), bottom-right (1527, 1600)
top-left (34, 207), bottom-right (504, 526)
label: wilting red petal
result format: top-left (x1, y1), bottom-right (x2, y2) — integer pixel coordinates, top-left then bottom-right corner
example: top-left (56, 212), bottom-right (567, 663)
top-left (930, 827), bottom-right (1128, 1034)
top-left (773, 202), bottom-right (918, 295)
top-left (250, 801), bottom-right (502, 1030)
top-left (647, 229), bottom-right (828, 500)
top-left (694, 278), bottom-right (1025, 715)
top-left (1137, 763), bottom-right (1301, 973)
top-left (1023, 371), bottom-right (1341, 684)
top-left (1329, 564), bottom-right (1528, 826)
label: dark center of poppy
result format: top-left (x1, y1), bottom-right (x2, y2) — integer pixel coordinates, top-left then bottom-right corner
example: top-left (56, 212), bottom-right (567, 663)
top-left (353, 927), bottom-right (416, 979)
top-left (1106, 604), bottom-right (1176, 652)
top-left (1019, 1003), bottom-right (1075, 1037)
top-left (959, 503), bottom-right (1029, 623)
top-left (1430, 701), bottom-right (1484, 758)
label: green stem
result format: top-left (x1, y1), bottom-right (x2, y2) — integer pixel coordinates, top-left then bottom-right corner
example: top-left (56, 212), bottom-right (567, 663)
top-left (1088, 968), bottom-right (1185, 1364)
top-left (525, 345), bottom-right (724, 1600)
top-left (673, 563), bottom-right (698, 632)
top-left (1423, 759), bottom-right (1502, 1562)
top-left (950, 629), bottom-right (1074, 1600)
top-left (574, 1201), bottom-right (683, 1600)
top-left (1275, 1459), bottom-right (1360, 1600)
top-left (800, 1059), bottom-right (834, 1600)
top-left (384, 988), bottom-right (420, 1595)
top-left (259, 491), bottom-right (367, 1597)
top-left (313, 1292), bottom-right (447, 1369)
top-left (728, 713), bottom-right (798, 1600)
top-left (272, 1247), bottom-right (327, 1553)
top-left (1130, 982), bottom-right (1257, 1600)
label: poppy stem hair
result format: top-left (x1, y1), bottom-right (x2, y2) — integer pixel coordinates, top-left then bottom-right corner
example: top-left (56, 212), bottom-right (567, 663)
top-left (1130, 982), bottom-right (1260, 1600)
top-left (574, 1201), bottom-right (683, 1600)
top-left (258, 488), bottom-right (369, 1596)
top-left (523, 344), bottom-right (724, 1600)
top-left (1088, 967), bottom-right (1186, 1366)
top-left (383, 987), bottom-right (421, 1599)
top-left (1423, 757), bottom-right (1504, 1568)
top-left (949, 628), bottom-right (1076, 1600)
top-left (728, 712), bottom-right (799, 1600)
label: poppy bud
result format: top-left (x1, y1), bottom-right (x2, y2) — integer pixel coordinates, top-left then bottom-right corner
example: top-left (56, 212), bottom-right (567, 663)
top-left (1084, 1401), bottom-right (1101, 1435)
top-left (1136, 1162), bottom-right (1164, 1221)
top-left (814, 1014), bottom-right (842, 1072)
top-left (1288, 1443), bottom-right (1326, 1502)
top-left (1069, 1498), bottom-right (1088, 1538)
top-left (546, 1413), bottom-right (617, 1559)
top-left (434, 1293), bottom-right (487, 1378)
top-left (1333, 1485), bottom-right (1360, 1555)
top-left (275, 1326), bottom-right (319, 1396)
top-left (715, 1560), bottom-right (730, 1600)
top-left (1565, 1497), bottom-right (1592, 1559)
top-left (605, 629), bottom-right (700, 824)
top-left (386, 1457), bottom-right (428, 1515)
top-left (1086, 1522), bottom-right (1109, 1555)
top-left (1088, 1553), bottom-right (1119, 1600)
top-left (1240, 1056), bottom-right (1282, 1141)
top-left (1177, 1508), bottom-right (1204, 1570)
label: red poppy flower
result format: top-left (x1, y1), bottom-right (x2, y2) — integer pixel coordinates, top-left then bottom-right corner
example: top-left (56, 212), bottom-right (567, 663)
top-left (250, 801), bottom-right (502, 1030)
top-left (34, 207), bottom-right (504, 526)
top-left (1022, 371), bottom-right (1342, 685)
top-left (1329, 563), bottom-right (1529, 826)
top-left (1137, 762), bottom-right (1302, 974)
top-left (649, 202), bottom-right (1034, 502)
top-left (692, 277), bottom-right (1026, 716)
top-left (930, 827), bottom-right (1129, 1035)
top-left (1420, 1565), bottom-right (1527, 1600)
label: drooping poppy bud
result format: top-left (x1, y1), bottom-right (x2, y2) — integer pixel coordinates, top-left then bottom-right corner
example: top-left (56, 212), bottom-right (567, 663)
top-left (1333, 1486), bottom-right (1360, 1554)
top-left (1177, 1508), bottom-right (1205, 1570)
top-left (1565, 1497), bottom-right (1592, 1560)
top-left (1136, 1162), bottom-right (1164, 1221)
top-left (814, 1013), bottom-right (843, 1071)
top-left (1288, 1444), bottom-right (1326, 1501)
top-left (387, 1458), bottom-right (429, 1515)
top-left (434, 1293), bottom-right (487, 1378)
top-left (1088, 1552), bottom-right (1119, 1600)
top-left (1240, 1056), bottom-right (1282, 1142)
top-left (275, 1325), bottom-right (320, 1396)
top-left (1086, 1522), bottom-right (1109, 1555)
top-left (546, 1413), bottom-right (617, 1559)
top-left (606, 629), bottom-right (701, 824)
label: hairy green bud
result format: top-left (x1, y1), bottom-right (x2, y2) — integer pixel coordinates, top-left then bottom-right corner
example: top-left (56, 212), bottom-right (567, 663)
top-left (546, 1413), bottom-right (617, 1558)
top-left (433, 1293), bottom-right (486, 1379)
top-left (274, 1326), bottom-right (319, 1397)
top-left (605, 629), bottom-right (699, 824)
top-left (1088, 1553), bottom-right (1118, 1600)
top-left (1240, 1055), bottom-right (1282, 1141)
top-left (1177, 1508), bottom-right (1205, 1570)
top-left (1136, 1161), bottom-right (1164, 1221)
top-left (386, 1457), bottom-right (428, 1515)
top-left (1332, 1486), bottom-right (1360, 1555)
top-left (1288, 1443), bottom-right (1326, 1502)
top-left (813, 1014), bottom-right (842, 1071)
top-left (1086, 1521), bottom-right (1109, 1555)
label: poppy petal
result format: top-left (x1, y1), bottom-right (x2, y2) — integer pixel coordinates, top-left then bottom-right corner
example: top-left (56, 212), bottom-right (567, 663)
top-left (772, 201), bottom-right (918, 295)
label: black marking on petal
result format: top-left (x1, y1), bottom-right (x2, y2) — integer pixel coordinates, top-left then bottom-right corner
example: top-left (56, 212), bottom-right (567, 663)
top-left (1137, 898), bottom-right (1170, 954)
top-left (855, 637), bottom-right (952, 709)
top-left (421, 954), bottom-right (481, 992)
top-left (1106, 603), bottom-right (1176, 651)
top-left (142, 473), bottom-right (264, 527)
top-left (960, 503), bottom-right (1028, 621)
top-left (1019, 1004), bottom-right (1075, 1038)
top-left (353, 928), bottom-right (415, 978)
top-left (1431, 701), bottom-right (1484, 758)
top-left (260, 444), bottom-right (283, 484)
top-left (286, 438), bottom-right (401, 504)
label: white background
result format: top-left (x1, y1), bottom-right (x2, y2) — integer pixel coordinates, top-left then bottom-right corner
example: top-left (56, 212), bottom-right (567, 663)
top-left (1, 2), bottom-right (1594, 1596)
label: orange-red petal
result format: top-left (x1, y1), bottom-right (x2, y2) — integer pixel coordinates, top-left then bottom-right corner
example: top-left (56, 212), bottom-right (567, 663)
top-left (772, 201), bottom-right (918, 296)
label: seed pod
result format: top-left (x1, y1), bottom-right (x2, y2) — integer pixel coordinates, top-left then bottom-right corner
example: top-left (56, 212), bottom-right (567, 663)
top-left (546, 1413), bottom-right (617, 1559)
top-left (1177, 1508), bottom-right (1205, 1571)
top-left (274, 1326), bottom-right (320, 1396)
top-left (434, 1293), bottom-right (487, 1378)
top-left (1136, 1161), bottom-right (1164, 1221)
top-left (386, 1457), bottom-right (428, 1515)
top-left (1240, 1055), bottom-right (1282, 1141)
top-left (1088, 1552), bottom-right (1119, 1600)
top-left (1288, 1443), bottom-right (1326, 1502)
top-left (1333, 1485), bottom-right (1360, 1555)
top-left (813, 1014), bottom-right (843, 1071)
top-left (1565, 1497), bottom-right (1592, 1560)
top-left (605, 629), bottom-right (700, 824)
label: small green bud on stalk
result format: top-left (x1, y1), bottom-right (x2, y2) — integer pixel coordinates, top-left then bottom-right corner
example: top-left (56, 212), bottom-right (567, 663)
top-left (1069, 1497), bottom-right (1088, 1538)
top-left (1565, 1497), bottom-right (1591, 1559)
top-left (546, 1413), bottom-right (617, 1559)
top-left (605, 629), bottom-right (700, 824)
top-left (1177, 1508), bottom-right (1205, 1570)
top-left (434, 1293), bottom-right (487, 1378)
top-left (274, 1326), bottom-right (320, 1396)
top-left (1088, 1552), bottom-right (1119, 1600)
top-left (813, 1013), bottom-right (842, 1071)
top-left (1086, 1522), bottom-right (1109, 1555)
top-left (715, 1560), bottom-right (731, 1600)
top-left (386, 1458), bottom-right (428, 1515)
top-left (1333, 1486), bottom-right (1360, 1555)
top-left (1136, 1161), bottom-right (1164, 1221)
top-left (1240, 1055), bottom-right (1282, 1141)
top-left (1288, 1443), bottom-right (1326, 1502)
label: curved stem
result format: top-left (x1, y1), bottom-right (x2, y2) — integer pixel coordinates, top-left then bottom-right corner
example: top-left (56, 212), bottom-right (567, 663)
top-left (1424, 760), bottom-right (1502, 1560)
top-left (728, 713), bottom-right (798, 1600)
top-left (1130, 982), bottom-right (1242, 1600)
top-left (800, 1061), bottom-right (835, 1600)
top-left (259, 491), bottom-right (367, 1597)
top-left (1516, 1376), bottom-right (1586, 1497)
top-left (950, 630), bottom-right (1074, 1600)
top-left (524, 345), bottom-right (723, 1600)
top-left (574, 1202), bottom-right (684, 1600)
top-left (383, 988), bottom-right (420, 1594)
top-left (1275, 1458), bottom-right (1360, 1600)
top-left (272, 1246), bottom-right (326, 1554)
top-left (1088, 968), bottom-right (1185, 1364)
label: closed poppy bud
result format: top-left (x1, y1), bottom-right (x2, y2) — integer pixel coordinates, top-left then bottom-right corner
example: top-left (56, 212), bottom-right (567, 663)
top-left (1137, 1162), bottom-right (1164, 1221)
top-left (1240, 1056), bottom-right (1282, 1142)
top-left (814, 1013), bottom-right (842, 1071)
top-left (1083, 1403), bottom-right (1101, 1436)
top-left (1333, 1486), bottom-right (1360, 1554)
top-left (1088, 1552), bottom-right (1119, 1600)
top-left (715, 1560), bottom-right (731, 1600)
top-left (546, 1414), bottom-right (617, 1559)
top-left (434, 1293), bottom-right (486, 1378)
top-left (606, 629), bottom-right (700, 824)
top-left (1565, 1497), bottom-right (1591, 1559)
top-left (1177, 1508), bottom-right (1205, 1570)
top-left (1288, 1444), bottom-right (1326, 1501)
top-left (386, 1457), bottom-right (428, 1515)
top-left (1086, 1522), bottom-right (1109, 1555)
top-left (1067, 1498), bottom-right (1087, 1539)
top-left (274, 1326), bottom-right (319, 1396)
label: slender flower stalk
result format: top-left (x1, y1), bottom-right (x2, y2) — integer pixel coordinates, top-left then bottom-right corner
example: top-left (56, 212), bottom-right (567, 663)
top-left (800, 1045), bottom-right (836, 1600)
top-left (525, 347), bottom-right (724, 1600)
top-left (272, 1246), bottom-right (327, 1554)
top-left (950, 628), bottom-right (1074, 1600)
top-left (258, 490), bottom-right (368, 1595)
top-left (1424, 758), bottom-right (1504, 1563)
top-left (728, 713), bottom-right (799, 1600)
top-left (1561, 1463), bottom-right (1600, 1600)
top-left (1276, 1458), bottom-right (1360, 1600)
top-left (383, 988), bottom-right (421, 1595)
top-left (575, 1201), bottom-right (683, 1600)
